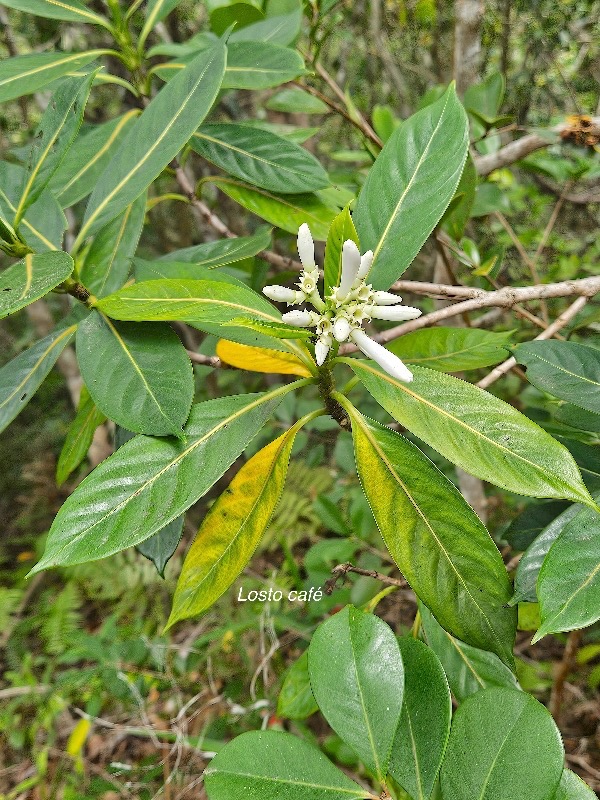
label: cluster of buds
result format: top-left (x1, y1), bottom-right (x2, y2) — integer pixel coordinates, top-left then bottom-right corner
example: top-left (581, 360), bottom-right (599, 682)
top-left (263, 224), bottom-right (421, 383)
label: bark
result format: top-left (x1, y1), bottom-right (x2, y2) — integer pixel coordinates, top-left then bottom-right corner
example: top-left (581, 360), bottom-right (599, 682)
top-left (453, 0), bottom-right (485, 96)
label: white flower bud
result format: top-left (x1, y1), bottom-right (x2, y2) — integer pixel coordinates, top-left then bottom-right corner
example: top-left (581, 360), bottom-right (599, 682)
top-left (372, 291), bottom-right (403, 305)
top-left (350, 329), bottom-right (414, 382)
top-left (355, 250), bottom-right (374, 282)
top-left (370, 306), bottom-right (422, 321)
top-left (298, 268), bottom-right (319, 295)
top-left (338, 240), bottom-right (361, 299)
top-left (333, 316), bottom-right (351, 342)
top-left (315, 337), bottom-right (331, 366)
top-left (282, 309), bottom-right (318, 327)
top-left (297, 223), bottom-right (315, 270)
top-left (263, 285), bottom-right (303, 304)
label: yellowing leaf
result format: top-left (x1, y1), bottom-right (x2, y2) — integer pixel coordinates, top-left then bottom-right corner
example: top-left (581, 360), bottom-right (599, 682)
top-left (167, 412), bottom-right (321, 626)
top-left (67, 718), bottom-right (91, 757)
top-left (216, 339), bottom-right (312, 377)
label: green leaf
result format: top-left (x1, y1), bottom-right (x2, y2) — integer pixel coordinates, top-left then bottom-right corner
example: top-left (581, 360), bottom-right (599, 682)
top-left (0, 0), bottom-right (111, 27)
top-left (56, 385), bottom-right (107, 485)
top-left (30, 385), bottom-right (298, 572)
top-left (323, 206), bottom-right (359, 295)
top-left (135, 515), bottom-right (184, 578)
top-left (277, 650), bottom-right (318, 720)
top-left (266, 87), bottom-right (329, 114)
top-left (388, 637), bottom-right (451, 800)
top-left (0, 51), bottom-right (108, 104)
top-left (0, 162), bottom-right (67, 252)
top-left (342, 359), bottom-right (593, 505)
top-left (154, 226), bottom-right (272, 268)
top-left (210, 3), bottom-right (264, 36)
top-left (79, 192), bottom-right (146, 297)
top-left (14, 73), bottom-right (95, 225)
top-left (420, 604), bottom-right (519, 703)
top-left (503, 500), bottom-right (570, 551)
top-left (534, 505), bottom-right (600, 640)
top-left (463, 72), bottom-right (505, 123)
top-left (511, 502), bottom-right (584, 605)
top-left (0, 252), bottom-right (73, 319)
top-left (440, 687), bottom-right (564, 800)
top-left (204, 730), bottom-right (369, 800)
top-left (0, 324), bottom-right (76, 434)
top-left (229, 7), bottom-right (302, 46)
top-left (168, 421), bottom-right (304, 625)
top-left (555, 403), bottom-right (600, 434)
top-left (346, 407), bottom-right (516, 665)
top-left (553, 770), bottom-right (597, 800)
top-left (77, 42), bottom-right (225, 242)
top-left (75, 311), bottom-right (193, 436)
top-left (50, 111), bottom-right (139, 208)
top-left (96, 277), bottom-right (309, 355)
top-left (387, 327), bottom-right (513, 372)
top-left (353, 84), bottom-right (469, 289)
top-left (308, 605), bottom-right (404, 778)
top-left (134, 261), bottom-right (244, 284)
top-left (191, 124), bottom-right (329, 194)
top-left (210, 177), bottom-right (337, 239)
top-left (514, 341), bottom-right (600, 415)
top-left (139, 0), bottom-right (183, 46)
top-left (222, 42), bottom-right (305, 89)
top-left (224, 316), bottom-right (313, 340)
top-left (442, 154), bottom-right (477, 240)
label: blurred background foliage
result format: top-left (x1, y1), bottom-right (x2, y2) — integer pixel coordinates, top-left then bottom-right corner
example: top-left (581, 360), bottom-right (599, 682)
top-left (0, 0), bottom-right (599, 797)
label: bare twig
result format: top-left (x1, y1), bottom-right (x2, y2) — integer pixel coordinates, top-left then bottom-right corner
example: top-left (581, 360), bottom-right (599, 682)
top-left (324, 562), bottom-right (407, 595)
top-left (186, 349), bottom-right (225, 369)
top-left (476, 295), bottom-right (588, 389)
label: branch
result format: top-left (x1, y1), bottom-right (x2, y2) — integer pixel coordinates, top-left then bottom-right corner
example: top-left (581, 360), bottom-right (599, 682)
top-left (324, 562), bottom-right (407, 595)
top-left (476, 295), bottom-right (588, 389)
top-left (339, 276), bottom-right (600, 353)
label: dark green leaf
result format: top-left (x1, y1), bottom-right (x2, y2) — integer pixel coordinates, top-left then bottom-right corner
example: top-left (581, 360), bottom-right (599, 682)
top-left (0, 51), bottom-right (107, 103)
top-left (30, 386), bottom-right (298, 572)
top-left (555, 403), bottom-right (600, 434)
top-left (553, 770), bottom-right (597, 799)
top-left (387, 327), bottom-right (513, 372)
top-left (155, 226), bottom-right (272, 268)
top-left (347, 407), bottom-right (516, 665)
top-left (266, 87), bottom-right (329, 114)
top-left (191, 124), bottom-right (328, 194)
top-left (50, 111), bottom-right (139, 208)
top-left (135, 515), bottom-right (184, 577)
top-left (511, 502), bottom-right (583, 605)
top-left (222, 42), bottom-right (305, 89)
top-left (342, 359), bottom-right (593, 505)
top-left (420, 604), bottom-right (519, 702)
top-left (277, 651), bottom-right (318, 720)
top-left (78, 42), bottom-right (225, 241)
top-left (0, 324), bottom-right (76, 434)
top-left (388, 637), bottom-right (451, 800)
top-left (514, 341), bottom-right (600, 414)
top-left (535, 504), bottom-right (600, 640)
top-left (308, 605), bottom-right (404, 778)
top-left (503, 500), bottom-right (570, 551)
top-left (204, 730), bottom-right (369, 800)
top-left (79, 192), bottom-right (146, 297)
top-left (56, 385), bottom-right (107, 485)
top-left (0, 0), bottom-right (110, 27)
top-left (440, 687), bottom-right (564, 800)
top-left (229, 6), bottom-right (301, 45)
top-left (76, 311), bottom-right (193, 436)
top-left (353, 84), bottom-right (469, 289)
top-left (0, 252), bottom-right (73, 319)
top-left (210, 177), bottom-right (337, 239)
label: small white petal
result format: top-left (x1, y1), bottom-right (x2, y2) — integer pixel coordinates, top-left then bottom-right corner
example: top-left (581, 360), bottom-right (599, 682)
top-left (350, 329), bottom-right (414, 382)
top-left (297, 223), bottom-right (315, 270)
top-left (333, 316), bottom-right (351, 342)
top-left (370, 305), bottom-right (422, 321)
top-left (282, 310), bottom-right (317, 327)
top-left (263, 285), bottom-right (302, 304)
top-left (356, 250), bottom-right (373, 282)
top-left (372, 291), bottom-right (403, 305)
top-left (338, 240), bottom-right (361, 298)
top-left (315, 339), bottom-right (330, 365)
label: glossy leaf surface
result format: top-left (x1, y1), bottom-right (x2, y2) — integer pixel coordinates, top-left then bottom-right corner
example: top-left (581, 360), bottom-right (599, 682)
top-left (0, 51), bottom-right (107, 103)
top-left (388, 327), bottom-right (513, 372)
top-left (0, 252), bottom-right (73, 319)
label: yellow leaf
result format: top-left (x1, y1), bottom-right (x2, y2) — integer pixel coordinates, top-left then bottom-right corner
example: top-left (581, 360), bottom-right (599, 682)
top-left (67, 718), bottom-right (91, 757)
top-left (216, 339), bottom-right (312, 377)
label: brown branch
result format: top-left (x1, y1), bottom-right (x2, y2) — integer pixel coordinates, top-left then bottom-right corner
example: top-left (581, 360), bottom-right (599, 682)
top-left (324, 562), bottom-right (407, 595)
top-left (186, 349), bottom-right (227, 369)
top-left (550, 629), bottom-right (583, 727)
top-left (476, 295), bottom-right (588, 389)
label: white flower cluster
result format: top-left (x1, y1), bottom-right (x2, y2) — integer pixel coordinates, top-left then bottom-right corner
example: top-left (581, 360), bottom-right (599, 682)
top-left (263, 223), bottom-right (421, 382)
